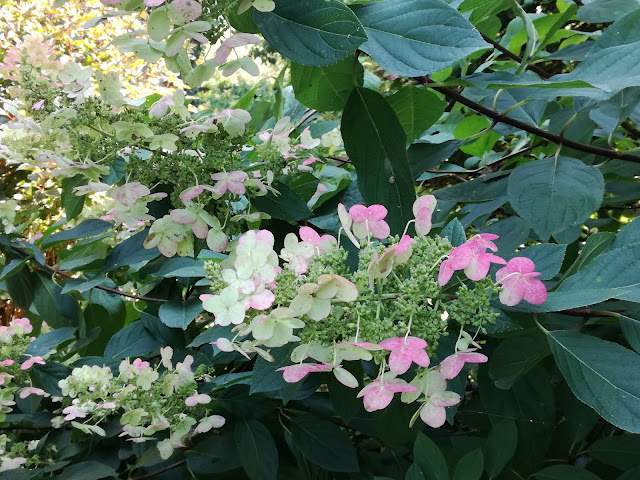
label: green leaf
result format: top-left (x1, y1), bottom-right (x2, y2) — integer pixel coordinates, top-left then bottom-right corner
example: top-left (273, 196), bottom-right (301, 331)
top-left (483, 419), bottom-right (517, 479)
top-left (103, 321), bottom-right (162, 360)
top-left (27, 327), bottom-right (76, 357)
top-left (185, 60), bottom-right (216, 87)
top-left (560, 232), bottom-right (615, 280)
top-left (459, 0), bottom-right (509, 23)
top-left (414, 433), bottom-right (448, 480)
top-left (250, 343), bottom-right (303, 402)
top-left (341, 87), bottom-right (416, 236)
top-left (83, 288), bottom-right (126, 356)
top-left (290, 415), bottom-right (359, 472)
top-left (31, 362), bottom-right (72, 397)
top-left (235, 418), bottom-right (278, 480)
top-left (58, 461), bottom-right (116, 480)
top-left (253, 0), bottom-right (367, 66)
top-left (186, 432), bottom-right (241, 474)
top-left (577, 0), bottom-right (640, 24)
top-left (61, 176), bottom-right (86, 221)
top-left (147, 9), bottom-right (171, 42)
top-left (548, 330), bottom-right (640, 433)
top-left (5, 265), bottom-right (35, 309)
top-left (353, 0), bottom-right (489, 77)
top-left (251, 181), bottom-right (312, 222)
top-left (441, 218), bottom-right (466, 247)
top-left (143, 256), bottom-right (206, 279)
top-left (30, 274), bottom-right (79, 329)
top-left (436, 172), bottom-right (508, 202)
top-left (158, 299), bottom-right (203, 330)
top-left (0, 257), bottom-right (28, 282)
top-left (534, 465), bottom-right (601, 480)
top-left (103, 229), bottom-right (160, 272)
top-left (480, 215), bottom-right (530, 255)
top-left (453, 449), bottom-right (484, 480)
top-left (387, 86), bottom-right (446, 143)
top-left (488, 334), bottom-right (550, 389)
top-left (408, 140), bottom-right (461, 180)
top-left (586, 435), bottom-right (640, 471)
top-left (507, 157), bottom-right (604, 240)
top-left (620, 311), bottom-right (640, 354)
top-left (406, 464), bottom-right (426, 480)
top-left (290, 55), bottom-right (364, 111)
top-left (40, 219), bottom-right (112, 249)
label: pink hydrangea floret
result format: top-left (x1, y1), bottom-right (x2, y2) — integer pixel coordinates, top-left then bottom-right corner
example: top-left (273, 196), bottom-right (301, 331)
top-left (349, 204), bottom-right (390, 240)
top-left (379, 336), bottom-right (430, 375)
top-left (357, 378), bottom-right (417, 412)
top-left (438, 234), bottom-right (506, 286)
top-left (495, 257), bottom-right (548, 306)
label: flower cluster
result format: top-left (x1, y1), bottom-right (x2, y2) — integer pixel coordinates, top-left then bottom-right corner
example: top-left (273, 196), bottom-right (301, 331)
top-left (199, 196), bottom-right (548, 428)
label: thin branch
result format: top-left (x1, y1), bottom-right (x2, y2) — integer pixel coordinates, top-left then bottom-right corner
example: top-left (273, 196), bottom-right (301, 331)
top-left (416, 77), bottom-right (640, 163)
top-left (480, 33), bottom-right (552, 79)
top-left (9, 245), bottom-right (168, 303)
top-left (130, 459), bottom-right (187, 480)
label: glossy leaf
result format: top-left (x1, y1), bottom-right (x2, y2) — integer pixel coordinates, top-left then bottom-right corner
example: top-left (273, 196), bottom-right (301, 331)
top-left (414, 433), bottom-right (448, 480)
top-left (353, 0), bottom-right (489, 76)
top-left (158, 299), bottom-right (203, 330)
top-left (103, 320), bottom-right (163, 360)
top-left (235, 418), bottom-right (278, 480)
top-left (453, 449), bottom-right (484, 480)
top-left (341, 87), bottom-right (416, 235)
top-left (254, 0), bottom-right (367, 66)
top-left (483, 419), bottom-right (517, 479)
top-left (507, 157), bottom-right (604, 240)
top-left (548, 330), bottom-right (640, 433)
top-left (387, 86), bottom-right (446, 143)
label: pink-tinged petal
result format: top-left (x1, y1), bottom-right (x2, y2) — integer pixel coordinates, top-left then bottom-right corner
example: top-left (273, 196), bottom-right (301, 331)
top-left (379, 337), bottom-right (405, 351)
top-left (299, 226), bottom-right (320, 245)
top-left (478, 233), bottom-right (499, 241)
top-left (349, 204), bottom-right (368, 223)
top-left (227, 182), bottom-right (246, 195)
top-left (411, 348), bottom-right (431, 368)
top-left (430, 391), bottom-right (461, 408)
top-left (415, 208), bottom-right (433, 236)
top-left (199, 294), bottom-right (213, 301)
top-left (250, 289), bottom-right (275, 310)
top-left (457, 352), bottom-right (488, 364)
top-left (21, 356), bottom-right (45, 370)
top-left (185, 393), bottom-right (199, 407)
top-left (369, 220), bottom-right (390, 240)
top-left (19, 387), bottom-right (47, 399)
top-left (405, 337), bottom-right (428, 349)
top-left (464, 254), bottom-right (492, 281)
top-left (384, 378), bottom-right (419, 393)
top-left (499, 276), bottom-right (526, 307)
top-left (413, 195), bottom-right (437, 216)
top-left (170, 209), bottom-right (197, 224)
top-left (180, 186), bottom-right (204, 203)
top-left (207, 229), bottom-right (228, 253)
top-left (388, 348), bottom-right (414, 375)
top-left (396, 235), bottom-right (413, 256)
top-left (278, 364), bottom-right (313, 383)
top-left (507, 256), bottom-right (536, 274)
top-left (1, 359), bottom-right (14, 366)
top-left (437, 261), bottom-right (456, 286)
top-left (523, 277), bottom-right (548, 305)
top-left (447, 245), bottom-right (474, 270)
top-left (495, 265), bottom-right (510, 283)
top-left (358, 384), bottom-right (394, 412)
top-left (439, 354), bottom-right (465, 380)
top-left (367, 205), bottom-right (388, 221)
top-left (420, 403), bottom-right (447, 428)
top-left (144, 0), bottom-right (166, 5)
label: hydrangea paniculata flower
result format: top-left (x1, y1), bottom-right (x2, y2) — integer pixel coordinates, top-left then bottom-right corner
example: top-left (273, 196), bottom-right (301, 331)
top-left (413, 195), bottom-right (437, 236)
top-left (438, 234), bottom-right (506, 286)
top-left (379, 336), bottom-right (430, 375)
top-left (495, 257), bottom-right (548, 306)
top-left (357, 377), bottom-right (418, 412)
top-left (349, 204), bottom-right (391, 240)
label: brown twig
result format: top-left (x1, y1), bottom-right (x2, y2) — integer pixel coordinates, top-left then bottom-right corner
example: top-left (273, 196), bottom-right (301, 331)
top-left (416, 77), bottom-right (640, 163)
top-left (130, 459), bottom-right (187, 480)
top-left (9, 245), bottom-right (168, 303)
top-left (480, 33), bottom-right (552, 79)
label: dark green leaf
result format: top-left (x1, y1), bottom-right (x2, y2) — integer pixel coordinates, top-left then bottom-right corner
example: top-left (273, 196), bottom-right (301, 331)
top-left (103, 229), bottom-right (160, 272)
top-left (534, 465), bottom-right (601, 480)
top-left (406, 463), bottom-right (426, 480)
top-left (186, 432), bottom-right (241, 474)
top-left (441, 218), bottom-right (466, 247)
top-left (31, 362), bottom-right (72, 397)
top-left (290, 415), bottom-right (359, 472)
top-left (414, 433), bottom-right (448, 480)
top-left (235, 418), bottom-right (278, 480)
top-left (251, 182), bottom-right (312, 222)
top-left (453, 449), bottom-right (484, 480)
top-left (387, 86), bottom-right (446, 143)
top-left (560, 232), bottom-right (615, 280)
top-left (290, 55), bottom-right (363, 111)
top-left (587, 435), bottom-right (640, 471)
top-left (158, 299), bottom-right (203, 330)
top-left (5, 262), bottom-right (35, 309)
top-left (103, 321), bottom-right (162, 360)
top-left (254, 0), bottom-right (367, 66)
top-left (435, 172), bottom-right (508, 202)
top-left (0, 257), bottom-right (28, 281)
top-left (55, 461), bottom-right (116, 480)
top-left (353, 0), bottom-right (489, 76)
top-left (489, 334), bottom-right (550, 389)
top-left (483, 419), bottom-right (517, 479)
top-left (507, 157), bottom-right (604, 240)
top-left (577, 0), bottom-right (640, 23)
top-left (507, 243), bottom-right (566, 280)
top-left (27, 327), bottom-right (76, 357)
top-left (620, 311), bottom-right (640, 354)
top-left (408, 140), bottom-right (462, 180)
top-left (548, 330), bottom-right (640, 433)
top-left (342, 87), bottom-right (416, 235)
top-left (480, 216), bottom-right (530, 255)
top-left (41, 219), bottom-right (112, 249)
top-left (30, 274), bottom-right (79, 329)
top-left (61, 176), bottom-right (86, 221)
